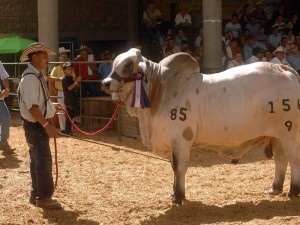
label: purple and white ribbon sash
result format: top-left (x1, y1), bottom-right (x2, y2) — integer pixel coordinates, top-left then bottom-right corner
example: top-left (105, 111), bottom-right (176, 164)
top-left (130, 72), bottom-right (151, 108)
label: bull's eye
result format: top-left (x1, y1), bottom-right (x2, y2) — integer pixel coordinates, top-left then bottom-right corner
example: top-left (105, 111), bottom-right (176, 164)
top-left (123, 61), bottom-right (133, 76)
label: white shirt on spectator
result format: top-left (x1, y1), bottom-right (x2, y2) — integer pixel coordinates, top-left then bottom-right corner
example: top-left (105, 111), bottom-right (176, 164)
top-left (270, 57), bottom-right (291, 66)
top-left (175, 13), bottom-right (192, 26)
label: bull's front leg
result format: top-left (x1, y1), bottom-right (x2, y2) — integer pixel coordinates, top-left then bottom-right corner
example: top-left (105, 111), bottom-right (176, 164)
top-left (170, 140), bottom-right (190, 205)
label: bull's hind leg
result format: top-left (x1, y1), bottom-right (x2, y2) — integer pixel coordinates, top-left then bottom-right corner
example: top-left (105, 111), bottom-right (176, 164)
top-left (269, 140), bottom-right (288, 195)
top-left (278, 140), bottom-right (300, 196)
top-left (285, 145), bottom-right (300, 196)
top-left (170, 140), bottom-right (190, 205)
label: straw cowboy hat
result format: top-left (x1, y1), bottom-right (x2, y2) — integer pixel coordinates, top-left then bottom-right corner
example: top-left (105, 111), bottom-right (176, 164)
top-left (273, 46), bottom-right (285, 55)
top-left (20, 42), bottom-right (56, 62)
top-left (58, 47), bottom-right (71, 55)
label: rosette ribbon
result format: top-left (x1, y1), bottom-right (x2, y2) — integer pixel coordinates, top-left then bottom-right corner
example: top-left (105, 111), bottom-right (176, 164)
top-left (130, 72), bottom-right (151, 108)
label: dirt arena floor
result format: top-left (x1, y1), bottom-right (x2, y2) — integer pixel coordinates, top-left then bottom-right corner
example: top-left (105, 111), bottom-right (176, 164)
top-left (1, 112), bottom-right (300, 225)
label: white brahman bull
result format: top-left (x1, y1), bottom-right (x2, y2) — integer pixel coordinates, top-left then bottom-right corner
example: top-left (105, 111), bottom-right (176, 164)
top-left (101, 48), bottom-right (300, 205)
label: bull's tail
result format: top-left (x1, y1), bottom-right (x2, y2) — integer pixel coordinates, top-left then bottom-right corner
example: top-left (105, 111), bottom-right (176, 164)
top-left (279, 64), bottom-right (300, 85)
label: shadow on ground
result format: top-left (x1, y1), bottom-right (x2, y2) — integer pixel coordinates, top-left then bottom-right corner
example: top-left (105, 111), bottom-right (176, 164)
top-left (42, 208), bottom-right (100, 225)
top-left (141, 198), bottom-right (300, 225)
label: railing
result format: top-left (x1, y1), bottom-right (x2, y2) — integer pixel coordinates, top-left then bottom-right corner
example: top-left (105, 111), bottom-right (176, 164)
top-left (4, 60), bottom-right (120, 134)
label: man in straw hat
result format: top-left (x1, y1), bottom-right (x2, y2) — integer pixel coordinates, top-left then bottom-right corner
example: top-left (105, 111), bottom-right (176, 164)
top-left (270, 46), bottom-right (291, 66)
top-left (18, 42), bottom-right (62, 209)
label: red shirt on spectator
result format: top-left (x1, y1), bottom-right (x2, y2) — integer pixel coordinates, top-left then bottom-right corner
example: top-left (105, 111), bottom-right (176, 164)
top-left (73, 45), bottom-right (97, 80)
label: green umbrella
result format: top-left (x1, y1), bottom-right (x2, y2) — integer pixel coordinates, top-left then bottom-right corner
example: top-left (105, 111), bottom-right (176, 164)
top-left (0, 36), bottom-right (36, 54)
top-left (0, 36), bottom-right (36, 75)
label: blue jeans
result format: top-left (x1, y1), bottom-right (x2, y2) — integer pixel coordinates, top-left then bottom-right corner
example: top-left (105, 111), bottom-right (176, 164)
top-left (0, 100), bottom-right (10, 145)
top-left (23, 120), bottom-right (54, 199)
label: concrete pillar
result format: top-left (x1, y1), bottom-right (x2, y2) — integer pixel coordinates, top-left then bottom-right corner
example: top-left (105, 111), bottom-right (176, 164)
top-left (37, 0), bottom-right (58, 99)
top-left (202, 0), bottom-right (223, 73)
top-left (37, 0), bottom-right (59, 62)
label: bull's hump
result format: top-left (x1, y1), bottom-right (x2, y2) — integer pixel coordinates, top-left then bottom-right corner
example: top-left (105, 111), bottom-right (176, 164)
top-left (160, 53), bottom-right (200, 74)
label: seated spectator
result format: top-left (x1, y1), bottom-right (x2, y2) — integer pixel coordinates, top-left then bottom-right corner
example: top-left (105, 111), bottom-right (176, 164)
top-left (164, 46), bottom-right (174, 57)
top-left (272, 3), bottom-right (287, 22)
top-left (264, 49), bottom-right (273, 62)
top-left (240, 29), bottom-right (252, 46)
top-left (279, 36), bottom-right (289, 54)
top-left (181, 40), bottom-right (189, 50)
top-left (175, 29), bottom-right (188, 49)
top-left (286, 28), bottom-right (296, 44)
top-left (251, 1), bottom-right (267, 26)
top-left (225, 38), bottom-right (242, 61)
top-left (243, 35), bottom-right (267, 61)
top-left (224, 13), bottom-right (242, 38)
top-left (159, 28), bottom-right (175, 51)
top-left (287, 42), bottom-right (300, 73)
top-left (272, 15), bottom-right (286, 36)
top-left (267, 25), bottom-right (282, 51)
top-left (286, 14), bottom-right (300, 36)
top-left (222, 31), bottom-right (233, 47)
top-left (226, 51), bottom-right (245, 69)
top-left (181, 46), bottom-right (192, 55)
top-left (98, 51), bottom-right (113, 80)
top-left (256, 26), bottom-right (268, 47)
top-left (246, 47), bottom-right (265, 64)
top-left (175, 8), bottom-right (192, 36)
top-left (245, 15), bottom-right (260, 38)
top-left (240, 3), bottom-right (252, 30)
top-left (143, 1), bottom-right (163, 33)
top-left (163, 37), bottom-right (180, 57)
top-left (74, 45), bottom-right (99, 97)
top-left (270, 46), bottom-right (291, 66)
top-left (194, 27), bottom-right (203, 49)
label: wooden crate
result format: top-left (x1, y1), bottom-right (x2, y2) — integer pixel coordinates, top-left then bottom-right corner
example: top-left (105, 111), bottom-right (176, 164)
top-left (81, 96), bottom-right (119, 131)
top-left (80, 97), bottom-right (140, 139)
top-left (119, 105), bottom-right (140, 138)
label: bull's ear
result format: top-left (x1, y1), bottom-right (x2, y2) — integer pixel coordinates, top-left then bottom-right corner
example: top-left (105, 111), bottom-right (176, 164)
top-left (129, 48), bottom-right (141, 56)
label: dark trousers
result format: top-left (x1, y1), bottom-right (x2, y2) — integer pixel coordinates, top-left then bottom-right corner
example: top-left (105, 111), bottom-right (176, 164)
top-left (23, 120), bottom-right (54, 199)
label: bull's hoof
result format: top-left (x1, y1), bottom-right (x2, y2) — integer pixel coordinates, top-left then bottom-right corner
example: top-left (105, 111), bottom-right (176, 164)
top-left (268, 187), bottom-right (282, 195)
top-left (288, 185), bottom-right (300, 197)
top-left (170, 194), bottom-right (184, 205)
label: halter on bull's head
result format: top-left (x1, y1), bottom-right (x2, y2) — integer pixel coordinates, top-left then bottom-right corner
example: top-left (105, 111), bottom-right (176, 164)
top-left (101, 48), bottom-right (150, 108)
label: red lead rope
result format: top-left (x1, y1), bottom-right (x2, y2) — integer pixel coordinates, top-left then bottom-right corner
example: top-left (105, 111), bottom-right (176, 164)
top-left (56, 101), bottom-right (122, 136)
top-left (53, 101), bottom-right (122, 188)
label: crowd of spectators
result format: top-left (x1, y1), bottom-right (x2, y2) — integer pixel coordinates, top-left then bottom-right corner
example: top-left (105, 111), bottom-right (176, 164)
top-left (144, 1), bottom-right (300, 73)
top-left (222, 1), bottom-right (300, 71)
